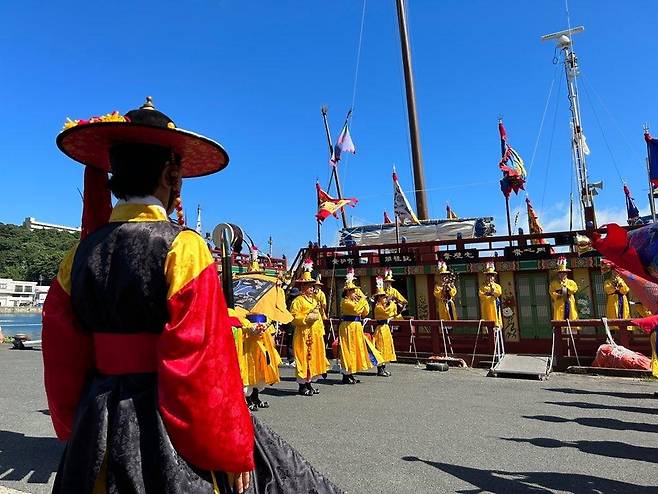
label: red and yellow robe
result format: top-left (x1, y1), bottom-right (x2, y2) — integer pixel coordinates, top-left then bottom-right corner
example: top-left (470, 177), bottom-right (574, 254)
top-left (42, 203), bottom-right (254, 492)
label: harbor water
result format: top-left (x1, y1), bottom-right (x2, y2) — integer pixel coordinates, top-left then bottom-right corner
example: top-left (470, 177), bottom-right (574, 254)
top-left (0, 312), bottom-right (42, 340)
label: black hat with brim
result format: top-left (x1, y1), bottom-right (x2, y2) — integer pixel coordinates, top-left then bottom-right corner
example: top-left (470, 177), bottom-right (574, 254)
top-left (56, 97), bottom-right (228, 178)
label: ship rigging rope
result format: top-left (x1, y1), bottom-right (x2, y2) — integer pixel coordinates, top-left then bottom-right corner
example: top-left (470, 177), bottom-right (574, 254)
top-left (525, 63), bottom-right (560, 183)
top-left (539, 65), bottom-right (563, 213)
top-left (333, 0), bottom-right (368, 197)
top-left (579, 77), bottom-right (625, 185)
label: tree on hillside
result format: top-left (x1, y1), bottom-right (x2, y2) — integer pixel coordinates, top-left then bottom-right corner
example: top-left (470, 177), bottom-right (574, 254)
top-left (0, 223), bottom-right (79, 284)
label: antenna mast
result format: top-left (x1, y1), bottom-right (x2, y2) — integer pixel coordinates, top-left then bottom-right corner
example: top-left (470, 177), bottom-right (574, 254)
top-left (542, 26), bottom-right (597, 229)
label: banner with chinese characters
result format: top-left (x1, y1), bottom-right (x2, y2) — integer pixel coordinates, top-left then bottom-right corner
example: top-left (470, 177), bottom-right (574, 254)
top-left (437, 249), bottom-right (479, 263)
top-left (322, 255), bottom-right (362, 269)
top-left (380, 252), bottom-right (416, 266)
top-left (503, 245), bottom-right (551, 261)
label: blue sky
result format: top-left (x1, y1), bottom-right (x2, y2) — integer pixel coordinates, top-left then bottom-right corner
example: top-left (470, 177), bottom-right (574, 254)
top-left (1, 1), bottom-right (657, 259)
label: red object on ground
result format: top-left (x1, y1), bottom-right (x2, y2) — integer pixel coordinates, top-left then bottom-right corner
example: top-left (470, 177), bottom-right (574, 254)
top-left (592, 344), bottom-right (651, 371)
top-left (331, 338), bottom-right (340, 359)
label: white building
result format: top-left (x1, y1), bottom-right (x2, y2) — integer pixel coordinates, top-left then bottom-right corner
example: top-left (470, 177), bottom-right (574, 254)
top-left (0, 279), bottom-right (49, 307)
top-left (23, 217), bottom-right (80, 234)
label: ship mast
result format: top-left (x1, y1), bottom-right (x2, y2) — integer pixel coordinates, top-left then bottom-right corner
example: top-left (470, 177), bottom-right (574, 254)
top-left (395, 0), bottom-right (429, 220)
top-left (542, 26), bottom-right (597, 229)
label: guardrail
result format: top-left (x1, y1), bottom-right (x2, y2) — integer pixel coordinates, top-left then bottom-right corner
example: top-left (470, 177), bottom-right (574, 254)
top-left (551, 319), bottom-right (651, 371)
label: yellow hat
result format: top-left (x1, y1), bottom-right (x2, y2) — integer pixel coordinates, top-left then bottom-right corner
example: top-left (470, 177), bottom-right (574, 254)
top-left (383, 269), bottom-right (395, 282)
top-left (483, 261), bottom-right (497, 275)
top-left (556, 256), bottom-right (571, 273)
top-left (436, 260), bottom-right (450, 275)
top-left (295, 258), bottom-right (316, 284)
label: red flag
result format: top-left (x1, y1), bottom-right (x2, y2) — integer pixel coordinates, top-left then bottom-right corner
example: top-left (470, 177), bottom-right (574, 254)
top-left (383, 211), bottom-right (392, 224)
top-left (315, 182), bottom-right (357, 222)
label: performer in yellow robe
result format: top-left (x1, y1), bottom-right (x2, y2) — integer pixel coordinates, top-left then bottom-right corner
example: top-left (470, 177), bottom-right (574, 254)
top-left (339, 276), bottom-right (374, 384)
top-left (383, 268), bottom-right (407, 317)
top-left (549, 257), bottom-right (579, 321)
top-left (603, 268), bottom-right (630, 320)
top-left (478, 262), bottom-right (502, 332)
top-left (242, 313), bottom-right (282, 410)
top-left (289, 260), bottom-right (327, 396)
top-left (433, 261), bottom-right (458, 320)
top-left (313, 274), bottom-right (332, 379)
top-left (372, 276), bottom-right (397, 376)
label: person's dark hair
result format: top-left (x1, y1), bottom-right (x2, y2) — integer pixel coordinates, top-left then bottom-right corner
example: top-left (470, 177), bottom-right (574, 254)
top-left (108, 143), bottom-right (177, 199)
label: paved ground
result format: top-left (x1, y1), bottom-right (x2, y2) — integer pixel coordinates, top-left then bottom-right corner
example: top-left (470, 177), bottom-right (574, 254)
top-left (1, 345), bottom-right (657, 493)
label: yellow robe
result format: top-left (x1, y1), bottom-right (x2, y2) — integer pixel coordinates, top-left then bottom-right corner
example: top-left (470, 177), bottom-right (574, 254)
top-left (433, 283), bottom-right (458, 320)
top-left (650, 332), bottom-right (658, 378)
top-left (290, 294), bottom-right (329, 381)
top-left (242, 324), bottom-right (282, 388)
top-left (549, 279), bottom-right (579, 320)
top-left (604, 277), bottom-right (630, 319)
top-left (373, 301), bottom-right (397, 363)
top-left (479, 281), bottom-right (503, 328)
top-left (228, 308), bottom-right (249, 387)
top-left (315, 289), bottom-right (328, 332)
top-left (338, 296), bottom-right (374, 374)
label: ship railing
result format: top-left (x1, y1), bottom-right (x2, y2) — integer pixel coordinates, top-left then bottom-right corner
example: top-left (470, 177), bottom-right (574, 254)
top-left (551, 319), bottom-right (651, 371)
top-left (326, 318), bottom-right (497, 367)
top-left (310, 229), bottom-right (595, 269)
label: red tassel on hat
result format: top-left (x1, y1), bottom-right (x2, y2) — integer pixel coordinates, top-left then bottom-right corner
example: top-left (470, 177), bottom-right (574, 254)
top-left (81, 167), bottom-right (112, 240)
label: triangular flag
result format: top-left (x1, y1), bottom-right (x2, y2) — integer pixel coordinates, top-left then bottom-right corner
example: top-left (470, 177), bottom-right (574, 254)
top-left (315, 182), bottom-right (357, 222)
top-left (624, 184), bottom-right (642, 226)
top-left (446, 204), bottom-right (458, 220)
top-left (392, 167), bottom-right (420, 225)
top-left (383, 211), bottom-right (392, 224)
top-left (525, 197), bottom-right (548, 245)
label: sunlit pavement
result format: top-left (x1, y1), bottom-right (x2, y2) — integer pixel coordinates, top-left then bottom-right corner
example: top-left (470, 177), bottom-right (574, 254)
top-left (1, 345), bottom-right (656, 493)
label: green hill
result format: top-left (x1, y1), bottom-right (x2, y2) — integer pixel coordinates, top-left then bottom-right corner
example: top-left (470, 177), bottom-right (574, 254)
top-left (0, 223), bottom-right (79, 284)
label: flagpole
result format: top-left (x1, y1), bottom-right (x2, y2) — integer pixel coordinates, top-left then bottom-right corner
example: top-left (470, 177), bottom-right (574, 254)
top-left (644, 125), bottom-right (657, 222)
top-left (505, 195), bottom-right (513, 246)
top-left (321, 106), bottom-right (348, 229)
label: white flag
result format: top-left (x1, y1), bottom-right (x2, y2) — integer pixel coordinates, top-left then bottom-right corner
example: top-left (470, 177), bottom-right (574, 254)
top-left (392, 168), bottom-right (420, 225)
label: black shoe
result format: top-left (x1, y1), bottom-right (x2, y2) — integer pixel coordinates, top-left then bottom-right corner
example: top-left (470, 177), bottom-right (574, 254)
top-left (322, 373), bottom-right (328, 379)
top-left (307, 383), bottom-right (320, 394)
top-left (349, 375), bottom-right (360, 384)
top-left (342, 374), bottom-right (355, 385)
top-left (246, 396), bottom-right (258, 411)
top-left (251, 390), bottom-right (270, 408)
top-left (377, 366), bottom-right (391, 377)
top-left (298, 384), bottom-right (313, 396)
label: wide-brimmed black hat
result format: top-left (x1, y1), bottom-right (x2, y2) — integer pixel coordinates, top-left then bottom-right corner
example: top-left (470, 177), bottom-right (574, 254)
top-left (56, 97), bottom-right (229, 178)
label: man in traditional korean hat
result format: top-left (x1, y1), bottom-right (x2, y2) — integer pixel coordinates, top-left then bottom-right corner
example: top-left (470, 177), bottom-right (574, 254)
top-left (383, 268), bottom-right (407, 317)
top-left (549, 256), bottom-right (579, 321)
top-left (43, 97), bottom-right (344, 493)
top-left (433, 261), bottom-right (458, 320)
top-left (478, 262), bottom-right (502, 333)
top-left (338, 271), bottom-right (376, 383)
top-left (601, 261), bottom-right (630, 322)
top-left (372, 276), bottom-right (397, 376)
top-left (289, 259), bottom-right (329, 395)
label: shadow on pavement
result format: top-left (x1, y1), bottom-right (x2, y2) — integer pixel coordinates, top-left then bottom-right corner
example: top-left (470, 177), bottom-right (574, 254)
top-left (545, 400), bottom-right (658, 416)
top-left (545, 388), bottom-right (653, 400)
top-left (501, 437), bottom-right (658, 464)
top-left (0, 430), bottom-right (63, 484)
top-left (401, 456), bottom-right (658, 493)
top-left (523, 414), bottom-right (658, 434)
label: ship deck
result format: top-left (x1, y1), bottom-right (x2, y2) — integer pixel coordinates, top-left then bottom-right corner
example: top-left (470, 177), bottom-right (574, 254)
top-left (0, 345), bottom-right (656, 493)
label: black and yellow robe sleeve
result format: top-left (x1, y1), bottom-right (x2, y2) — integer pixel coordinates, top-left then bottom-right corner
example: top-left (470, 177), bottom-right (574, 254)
top-left (42, 203), bottom-right (255, 492)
